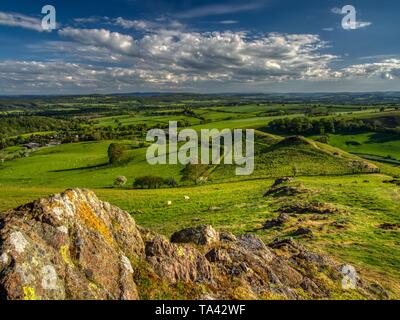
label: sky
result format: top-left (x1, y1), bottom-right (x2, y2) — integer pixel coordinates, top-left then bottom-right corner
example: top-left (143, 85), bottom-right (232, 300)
top-left (0, 0), bottom-right (400, 94)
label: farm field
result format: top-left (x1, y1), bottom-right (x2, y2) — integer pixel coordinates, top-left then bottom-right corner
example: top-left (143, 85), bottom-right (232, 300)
top-left (94, 114), bottom-right (202, 127)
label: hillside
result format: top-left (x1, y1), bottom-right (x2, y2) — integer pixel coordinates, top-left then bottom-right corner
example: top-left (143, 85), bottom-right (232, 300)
top-left (211, 135), bottom-right (379, 180)
top-left (0, 189), bottom-right (389, 300)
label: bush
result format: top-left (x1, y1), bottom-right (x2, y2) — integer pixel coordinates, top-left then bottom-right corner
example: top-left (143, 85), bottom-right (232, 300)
top-left (108, 143), bottom-right (126, 164)
top-left (134, 176), bottom-right (165, 189)
top-left (164, 177), bottom-right (178, 187)
top-left (114, 176), bottom-right (127, 186)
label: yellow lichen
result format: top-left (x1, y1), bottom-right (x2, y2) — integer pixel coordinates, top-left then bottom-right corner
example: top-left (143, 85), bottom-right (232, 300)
top-left (176, 246), bottom-right (185, 257)
top-left (60, 245), bottom-right (74, 267)
top-left (23, 286), bottom-right (37, 300)
top-left (77, 202), bottom-right (114, 245)
top-left (31, 257), bottom-right (39, 267)
top-left (64, 190), bottom-right (77, 201)
top-left (112, 220), bottom-right (122, 232)
top-left (88, 282), bottom-right (100, 299)
top-left (232, 285), bottom-right (257, 300)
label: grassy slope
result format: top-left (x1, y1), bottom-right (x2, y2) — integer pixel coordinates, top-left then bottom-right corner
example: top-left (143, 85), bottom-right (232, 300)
top-left (324, 132), bottom-right (400, 160)
top-left (0, 174), bottom-right (399, 297)
top-left (0, 132), bottom-right (378, 189)
top-left (0, 140), bottom-right (184, 188)
top-left (211, 136), bottom-right (378, 181)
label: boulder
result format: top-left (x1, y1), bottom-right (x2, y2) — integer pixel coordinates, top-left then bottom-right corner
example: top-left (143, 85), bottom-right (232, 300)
top-left (171, 225), bottom-right (219, 246)
top-left (263, 213), bottom-right (290, 229)
top-left (145, 236), bottom-right (213, 284)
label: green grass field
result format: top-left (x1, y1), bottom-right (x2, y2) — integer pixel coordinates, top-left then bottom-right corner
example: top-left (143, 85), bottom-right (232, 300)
top-left (0, 140), bottom-right (184, 188)
top-left (324, 132), bottom-right (400, 161)
top-left (94, 114), bottom-right (201, 127)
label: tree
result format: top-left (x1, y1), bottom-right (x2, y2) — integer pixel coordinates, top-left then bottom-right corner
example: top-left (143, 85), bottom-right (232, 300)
top-left (181, 164), bottom-right (209, 184)
top-left (108, 143), bottom-right (126, 164)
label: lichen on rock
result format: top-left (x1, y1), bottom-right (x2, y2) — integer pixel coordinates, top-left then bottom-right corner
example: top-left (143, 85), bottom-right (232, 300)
top-left (0, 189), bottom-right (143, 300)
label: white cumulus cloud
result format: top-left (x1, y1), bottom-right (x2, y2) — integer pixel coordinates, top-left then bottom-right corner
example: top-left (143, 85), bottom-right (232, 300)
top-left (341, 59), bottom-right (400, 79)
top-left (58, 27), bottom-right (338, 83)
top-left (0, 11), bottom-right (44, 32)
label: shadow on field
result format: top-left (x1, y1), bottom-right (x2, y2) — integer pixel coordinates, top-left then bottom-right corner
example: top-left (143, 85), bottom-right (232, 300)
top-left (367, 132), bottom-right (400, 144)
top-left (50, 162), bottom-right (109, 172)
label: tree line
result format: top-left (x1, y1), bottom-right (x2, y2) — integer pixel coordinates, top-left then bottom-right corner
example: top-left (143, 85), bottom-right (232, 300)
top-left (267, 116), bottom-right (400, 135)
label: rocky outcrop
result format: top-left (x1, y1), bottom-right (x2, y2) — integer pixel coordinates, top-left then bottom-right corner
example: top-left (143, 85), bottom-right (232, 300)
top-left (145, 235), bottom-right (213, 284)
top-left (0, 189), bottom-right (388, 300)
top-left (279, 201), bottom-right (343, 215)
top-left (264, 178), bottom-right (313, 198)
top-left (263, 213), bottom-right (290, 229)
top-left (0, 189), bottom-right (143, 300)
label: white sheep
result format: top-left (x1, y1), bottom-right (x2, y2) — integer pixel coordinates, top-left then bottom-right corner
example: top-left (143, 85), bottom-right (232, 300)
top-left (166, 201), bottom-right (172, 206)
top-left (184, 196), bottom-right (190, 201)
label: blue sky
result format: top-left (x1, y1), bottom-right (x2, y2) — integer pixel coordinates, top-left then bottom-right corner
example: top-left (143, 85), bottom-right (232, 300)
top-left (0, 0), bottom-right (400, 94)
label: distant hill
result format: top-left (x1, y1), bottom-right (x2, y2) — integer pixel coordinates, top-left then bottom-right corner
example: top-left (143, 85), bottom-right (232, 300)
top-left (211, 135), bottom-right (379, 180)
top-left (3, 91), bottom-right (400, 105)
